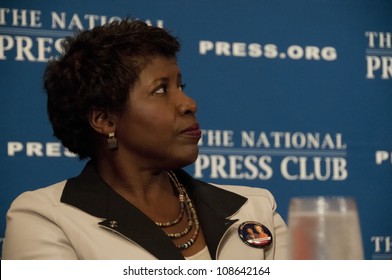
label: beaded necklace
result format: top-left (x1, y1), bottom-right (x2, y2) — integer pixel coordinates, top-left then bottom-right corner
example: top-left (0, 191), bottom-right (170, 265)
top-left (154, 171), bottom-right (200, 250)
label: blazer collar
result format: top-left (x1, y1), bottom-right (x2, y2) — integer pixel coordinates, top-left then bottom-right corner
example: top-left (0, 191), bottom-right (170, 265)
top-left (61, 161), bottom-right (247, 259)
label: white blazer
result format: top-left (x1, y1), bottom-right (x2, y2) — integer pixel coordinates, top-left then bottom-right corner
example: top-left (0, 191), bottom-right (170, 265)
top-left (2, 162), bottom-right (288, 260)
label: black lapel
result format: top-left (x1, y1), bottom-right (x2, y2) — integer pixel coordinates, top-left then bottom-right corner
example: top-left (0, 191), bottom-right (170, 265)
top-left (98, 189), bottom-right (184, 260)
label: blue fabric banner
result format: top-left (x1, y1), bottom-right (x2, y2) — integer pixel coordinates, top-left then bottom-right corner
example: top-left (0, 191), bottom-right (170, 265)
top-left (1, 0), bottom-right (391, 259)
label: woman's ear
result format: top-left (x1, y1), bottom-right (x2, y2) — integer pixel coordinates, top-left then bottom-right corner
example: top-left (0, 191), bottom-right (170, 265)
top-left (87, 108), bottom-right (116, 135)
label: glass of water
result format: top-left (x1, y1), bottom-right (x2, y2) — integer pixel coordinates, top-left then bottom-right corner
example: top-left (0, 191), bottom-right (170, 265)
top-left (288, 196), bottom-right (364, 259)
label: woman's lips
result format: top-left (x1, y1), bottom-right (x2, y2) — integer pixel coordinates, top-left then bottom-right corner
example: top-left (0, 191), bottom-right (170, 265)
top-left (181, 123), bottom-right (202, 138)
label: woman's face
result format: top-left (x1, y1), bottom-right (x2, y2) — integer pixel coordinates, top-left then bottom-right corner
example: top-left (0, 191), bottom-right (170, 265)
top-left (255, 226), bottom-right (263, 233)
top-left (114, 56), bottom-right (200, 170)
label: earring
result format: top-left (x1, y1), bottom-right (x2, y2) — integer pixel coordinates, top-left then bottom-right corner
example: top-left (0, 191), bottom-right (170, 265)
top-left (107, 132), bottom-right (118, 150)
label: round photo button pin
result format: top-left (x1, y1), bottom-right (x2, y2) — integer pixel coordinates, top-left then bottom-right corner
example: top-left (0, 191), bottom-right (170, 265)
top-left (238, 221), bottom-right (273, 248)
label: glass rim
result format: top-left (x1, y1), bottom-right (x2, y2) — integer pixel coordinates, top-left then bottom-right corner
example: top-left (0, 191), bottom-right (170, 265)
top-left (290, 195), bottom-right (356, 201)
top-left (289, 196), bottom-right (358, 213)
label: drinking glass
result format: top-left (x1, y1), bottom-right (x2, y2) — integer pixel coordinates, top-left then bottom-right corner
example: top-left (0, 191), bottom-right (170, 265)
top-left (288, 196), bottom-right (364, 259)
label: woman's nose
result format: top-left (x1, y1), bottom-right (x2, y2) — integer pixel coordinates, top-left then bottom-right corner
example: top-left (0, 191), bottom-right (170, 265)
top-left (177, 93), bottom-right (198, 115)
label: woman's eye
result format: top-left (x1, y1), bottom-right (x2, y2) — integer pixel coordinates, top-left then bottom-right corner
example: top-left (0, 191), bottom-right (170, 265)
top-left (179, 83), bottom-right (186, 91)
top-left (152, 83), bottom-right (186, 95)
top-left (153, 85), bottom-right (167, 95)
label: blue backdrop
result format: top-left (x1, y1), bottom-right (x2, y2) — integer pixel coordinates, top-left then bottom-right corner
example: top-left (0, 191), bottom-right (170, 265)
top-left (1, 0), bottom-right (391, 259)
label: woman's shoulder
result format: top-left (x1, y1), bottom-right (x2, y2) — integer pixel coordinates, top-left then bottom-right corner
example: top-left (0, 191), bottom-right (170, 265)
top-left (9, 181), bottom-right (67, 210)
top-left (210, 183), bottom-right (274, 199)
top-left (209, 183), bottom-right (277, 209)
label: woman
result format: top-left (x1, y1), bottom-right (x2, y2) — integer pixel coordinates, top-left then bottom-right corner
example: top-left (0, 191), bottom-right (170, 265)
top-left (2, 19), bottom-right (287, 260)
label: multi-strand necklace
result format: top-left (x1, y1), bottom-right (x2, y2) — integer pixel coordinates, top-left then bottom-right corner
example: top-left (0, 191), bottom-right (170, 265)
top-left (154, 171), bottom-right (200, 250)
